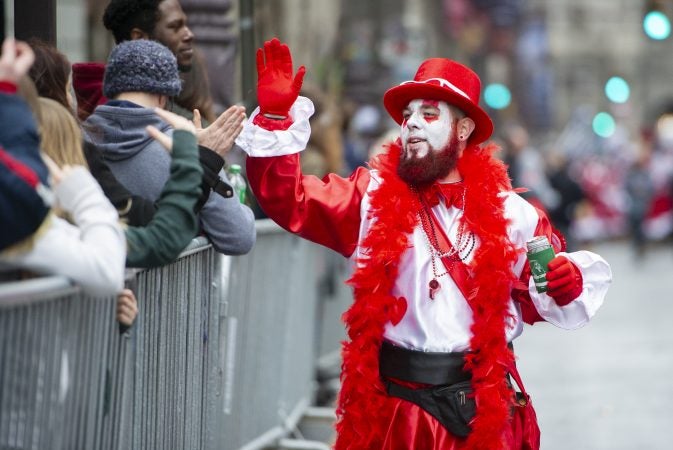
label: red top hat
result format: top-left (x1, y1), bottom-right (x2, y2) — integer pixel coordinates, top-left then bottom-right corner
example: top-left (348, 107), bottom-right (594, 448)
top-left (383, 58), bottom-right (494, 145)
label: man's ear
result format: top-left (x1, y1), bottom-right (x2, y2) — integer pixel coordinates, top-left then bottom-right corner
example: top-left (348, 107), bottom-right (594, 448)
top-left (458, 117), bottom-right (476, 142)
top-left (130, 28), bottom-right (150, 40)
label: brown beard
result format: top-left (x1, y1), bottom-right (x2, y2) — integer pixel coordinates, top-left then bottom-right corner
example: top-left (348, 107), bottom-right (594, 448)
top-left (397, 130), bottom-right (461, 187)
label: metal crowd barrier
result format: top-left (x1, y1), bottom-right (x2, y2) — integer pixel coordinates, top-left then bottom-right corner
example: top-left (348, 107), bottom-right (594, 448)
top-left (0, 219), bottom-right (349, 450)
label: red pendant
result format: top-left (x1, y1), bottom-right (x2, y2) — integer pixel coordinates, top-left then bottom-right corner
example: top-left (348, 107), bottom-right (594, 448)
top-left (429, 278), bottom-right (440, 300)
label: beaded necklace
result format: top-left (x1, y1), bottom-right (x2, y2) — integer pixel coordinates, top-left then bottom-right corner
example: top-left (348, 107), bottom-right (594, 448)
top-left (416, 188), bottom-right (475, 299)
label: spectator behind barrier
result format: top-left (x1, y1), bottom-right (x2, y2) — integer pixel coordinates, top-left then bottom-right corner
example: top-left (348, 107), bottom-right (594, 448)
top-left (74, 0), bottom-right (204, 122)
top-left (38, 96), bottom-right (203, 268)
top-left (75, 0), bottom-right (251, 223)
top-left (26, 38), bottom-right (217, 227)
top-left (0, 38), bottom-right (126, 297)
top-left (5, 40), bottom-right (139, 328)
top-left (82, 40), bottom-right (255, 255)
top-left (27, 38), bottom-right (74, 114)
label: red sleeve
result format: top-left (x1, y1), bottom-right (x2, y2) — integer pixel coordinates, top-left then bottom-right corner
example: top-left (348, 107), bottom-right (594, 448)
top-left (246, 153), bottom-right (371, 257)
top-left (513, 206), bottom-right (567, 324)
top-left (0, 81), bottom-right (17, 94)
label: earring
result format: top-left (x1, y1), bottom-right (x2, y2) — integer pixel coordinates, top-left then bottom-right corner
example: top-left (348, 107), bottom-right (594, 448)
top-left (459, 135), bottom-right (465, 141)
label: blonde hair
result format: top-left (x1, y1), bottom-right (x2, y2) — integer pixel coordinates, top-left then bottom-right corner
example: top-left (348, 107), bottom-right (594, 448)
top-left (36, 97), bottom-right (88, 168)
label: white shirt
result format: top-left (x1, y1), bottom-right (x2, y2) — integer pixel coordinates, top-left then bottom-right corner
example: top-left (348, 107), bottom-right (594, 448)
top-left (358, 173), bottom-right (612, 352)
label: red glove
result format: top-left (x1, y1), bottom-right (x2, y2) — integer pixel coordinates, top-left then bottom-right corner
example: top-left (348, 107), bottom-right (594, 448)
top-left (254, 38), bottom-right (305, 128)
top-left (546, 255), bottom-right (583, 306)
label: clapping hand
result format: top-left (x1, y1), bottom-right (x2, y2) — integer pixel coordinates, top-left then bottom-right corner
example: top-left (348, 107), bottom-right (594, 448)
top-left (192, 105), bottom-right (246, 157)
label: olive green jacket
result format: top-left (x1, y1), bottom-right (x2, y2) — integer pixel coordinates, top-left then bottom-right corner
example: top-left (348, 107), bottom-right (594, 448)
top-left (125, 130), bottom-right (202, 268)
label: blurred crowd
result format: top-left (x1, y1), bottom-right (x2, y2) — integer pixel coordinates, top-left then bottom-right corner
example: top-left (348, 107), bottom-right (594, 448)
top-left (306, 90), bottom-right (673, 260)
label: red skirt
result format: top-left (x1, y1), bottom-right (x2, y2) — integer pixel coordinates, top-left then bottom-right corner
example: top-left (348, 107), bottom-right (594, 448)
top-left (379, 393), bottom-right (540, 450)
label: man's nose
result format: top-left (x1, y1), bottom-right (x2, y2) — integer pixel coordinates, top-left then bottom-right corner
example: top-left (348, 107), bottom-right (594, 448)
top-left (184, 26), bottom-right (194, 42)
top-left (406, 112), bottom-right (422, 129)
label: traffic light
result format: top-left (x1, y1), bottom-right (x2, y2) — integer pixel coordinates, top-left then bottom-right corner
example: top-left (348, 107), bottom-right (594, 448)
top-left (643, 1), bottom-right (672, 40)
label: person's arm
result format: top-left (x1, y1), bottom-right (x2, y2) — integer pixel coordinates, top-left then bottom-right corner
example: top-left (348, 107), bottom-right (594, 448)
top-left (198, 174), bottom-right (256, 255)
top-left (123, 109), bottom-right (202, 267)
top-left (0, 38), bottom-right (125, 296)
top-left (514, 202), bottom-right (612, 328)
top-left (196, 145), bottom-right (233, 207)
top-left (247, 154), bottom-right (370, 257)
top-left (3, 162), bottom-right (126, 296)
top-left (237, 38), bottom-right (370, 257)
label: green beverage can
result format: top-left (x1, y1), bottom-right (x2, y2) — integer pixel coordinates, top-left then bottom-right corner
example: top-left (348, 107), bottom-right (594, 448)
top-left (526, 236), bottom-right (555, 293)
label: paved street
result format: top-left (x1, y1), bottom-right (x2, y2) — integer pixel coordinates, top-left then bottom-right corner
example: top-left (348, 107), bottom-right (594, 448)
top-left (516, 240), bottom-right (673, 450)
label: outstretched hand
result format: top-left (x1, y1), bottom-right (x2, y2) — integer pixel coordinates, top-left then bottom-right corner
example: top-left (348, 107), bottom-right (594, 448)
top-left (147, 107), bottom-right (198, 152)
top-left (255, 38), bottom-right (305, 119)
top-left (193, 105), bottom-right (246, 157)
top-left (0, 38), bottom-right (35, 83)
top-left (546, 255), bottom-right (583, 306)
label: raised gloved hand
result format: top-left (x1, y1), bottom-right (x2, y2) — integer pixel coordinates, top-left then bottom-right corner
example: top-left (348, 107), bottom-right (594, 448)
top-left (253, 38), bottom-right (305, 129)
top-left (546, 255), bottom-right (583, 306)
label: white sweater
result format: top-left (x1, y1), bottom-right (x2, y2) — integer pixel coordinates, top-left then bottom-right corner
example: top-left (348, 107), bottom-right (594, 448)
top-left (1, 167), bottom-right (126, 296)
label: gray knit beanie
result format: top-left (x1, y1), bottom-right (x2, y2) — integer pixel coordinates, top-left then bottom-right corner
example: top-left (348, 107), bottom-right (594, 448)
top-left (103, 39), bottom-right (181, 98)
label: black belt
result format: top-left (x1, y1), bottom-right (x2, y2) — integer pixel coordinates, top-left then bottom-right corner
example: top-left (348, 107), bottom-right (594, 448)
top-left (378, 340), bottom-right (470, 385)
top-left (378, 341), bottom-right (474, 437)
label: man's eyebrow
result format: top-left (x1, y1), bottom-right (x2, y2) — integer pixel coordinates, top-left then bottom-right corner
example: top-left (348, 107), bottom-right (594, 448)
top-left (421, 100), bottom-right (439, 108)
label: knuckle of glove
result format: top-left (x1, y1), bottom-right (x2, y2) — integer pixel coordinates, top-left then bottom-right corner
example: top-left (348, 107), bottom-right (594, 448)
top-left (546, 255), bottom-right (566, 270)
top-left (547, 279), bottom-right (570, 295)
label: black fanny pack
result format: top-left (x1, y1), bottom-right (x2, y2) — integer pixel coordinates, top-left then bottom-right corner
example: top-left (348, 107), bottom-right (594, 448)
top-left (384, 378), bottom-right (476, 437)
top-left (379, 341), bottom-right (475, 437)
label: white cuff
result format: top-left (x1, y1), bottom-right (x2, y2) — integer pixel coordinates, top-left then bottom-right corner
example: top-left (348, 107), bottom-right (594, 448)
top-left (235, 96), bottom-right (314, 157)
top-left (528, 250), bottom-right (612, 329)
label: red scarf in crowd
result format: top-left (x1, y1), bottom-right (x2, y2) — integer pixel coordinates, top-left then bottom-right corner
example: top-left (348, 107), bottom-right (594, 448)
top-left (335, 141), bottom-right (520, 449)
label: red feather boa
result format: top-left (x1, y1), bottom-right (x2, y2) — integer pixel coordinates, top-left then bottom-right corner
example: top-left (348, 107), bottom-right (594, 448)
top-left (335, 142), bottom-right (520, 449)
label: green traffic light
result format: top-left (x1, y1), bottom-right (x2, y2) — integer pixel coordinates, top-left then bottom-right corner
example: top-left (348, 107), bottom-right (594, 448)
top-left (643, 11), bottom-right (671, 40)
top-left (592, 112), bottom-right (616, 138)
top-left (483, 83), bottom-right (511, 110)
top-left (605, 77), bottom-right (630, 103)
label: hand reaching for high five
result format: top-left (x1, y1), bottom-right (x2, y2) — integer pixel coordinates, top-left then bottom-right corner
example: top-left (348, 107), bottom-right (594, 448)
top-left (193, 105), bottom-right (246, 157)
top-left (255, 38), bottom-right (305, 120)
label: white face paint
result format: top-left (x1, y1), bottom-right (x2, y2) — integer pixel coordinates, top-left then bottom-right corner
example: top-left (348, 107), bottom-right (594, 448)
top-left (401, 99), bottom-right (454, 158)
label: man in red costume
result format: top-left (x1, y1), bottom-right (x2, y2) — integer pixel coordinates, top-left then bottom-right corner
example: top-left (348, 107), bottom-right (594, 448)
top-left (237, 39), bottom-right (612, 450)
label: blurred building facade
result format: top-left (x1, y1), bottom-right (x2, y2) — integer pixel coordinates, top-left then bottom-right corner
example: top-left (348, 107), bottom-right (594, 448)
top-left (35, 0), bottom-right (673, 137)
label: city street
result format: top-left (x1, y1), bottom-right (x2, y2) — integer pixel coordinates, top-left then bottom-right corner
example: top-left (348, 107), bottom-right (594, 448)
top-left (516, 239), bottom-right (673, 450)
